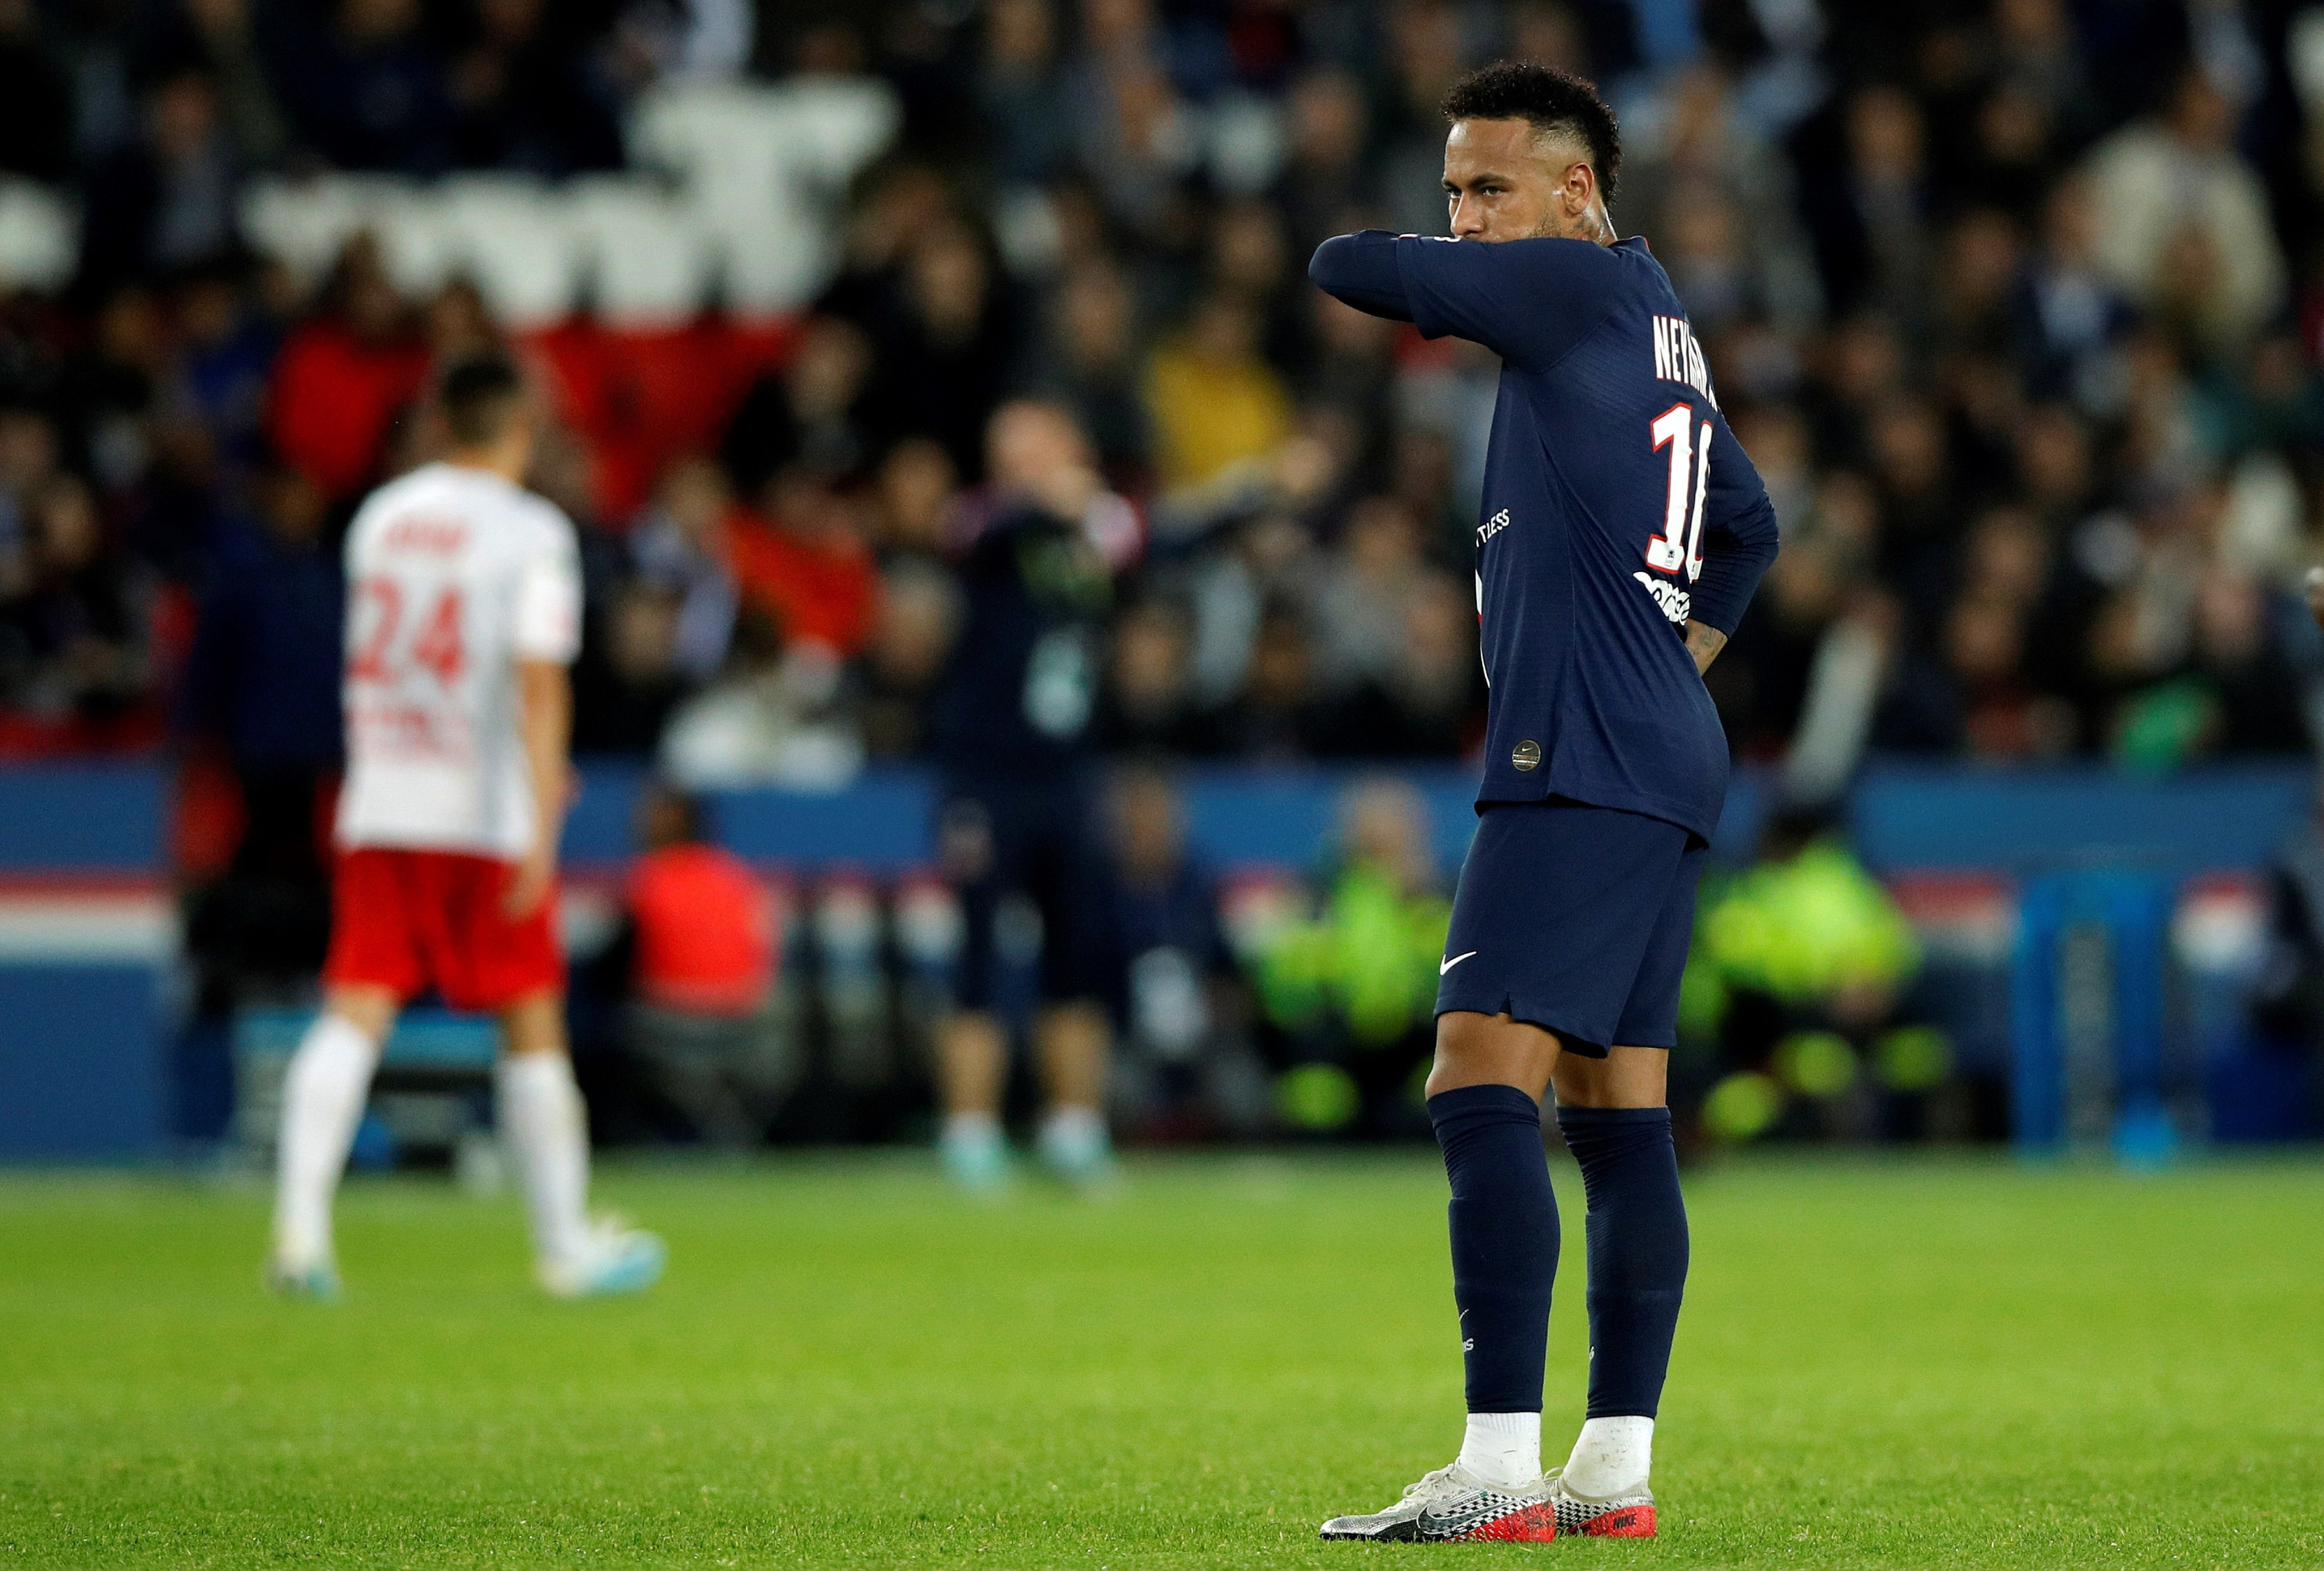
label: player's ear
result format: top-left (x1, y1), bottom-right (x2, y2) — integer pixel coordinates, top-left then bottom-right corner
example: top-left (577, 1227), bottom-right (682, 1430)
top-left (1567, 160), bottom-right (1594, 216)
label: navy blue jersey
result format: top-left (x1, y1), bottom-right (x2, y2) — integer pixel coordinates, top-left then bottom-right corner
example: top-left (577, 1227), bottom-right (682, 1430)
top-left (927, 505), bottom-right (1113, 779)
top-left (1310, 231), bottom-right (1778, 840)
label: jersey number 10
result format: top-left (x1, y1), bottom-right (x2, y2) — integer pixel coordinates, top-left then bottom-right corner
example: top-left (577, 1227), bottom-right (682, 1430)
top-left (1644, 404), bottom-right (1710, 584)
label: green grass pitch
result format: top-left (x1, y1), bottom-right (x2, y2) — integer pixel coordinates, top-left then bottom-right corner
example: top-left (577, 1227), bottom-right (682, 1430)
top-left (2, 1152), bottom-right (2319, 1568)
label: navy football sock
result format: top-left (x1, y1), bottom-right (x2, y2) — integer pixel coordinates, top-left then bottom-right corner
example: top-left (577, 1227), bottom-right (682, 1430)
top-left (1428, 1084), bottom-right (1559, 1415)
top-left (1556, 1104), bottom-right (1689, 1419)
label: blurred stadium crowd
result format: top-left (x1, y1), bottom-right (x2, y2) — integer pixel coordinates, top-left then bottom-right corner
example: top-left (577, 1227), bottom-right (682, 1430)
top-left (2, 0), bottom-right (2320, 1147)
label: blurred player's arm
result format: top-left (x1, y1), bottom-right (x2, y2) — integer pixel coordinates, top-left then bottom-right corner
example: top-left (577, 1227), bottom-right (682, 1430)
top-left (1309, 231), bottom-right (1619, 369)
top-left (507, 657), bottom-right (571, 918)
top-left (506, 529), bottom-right (583, 919)
top-left (1682, 415), bottom-right (1781, 676)
top-left (2306, 566), bottom-right (2324, 632)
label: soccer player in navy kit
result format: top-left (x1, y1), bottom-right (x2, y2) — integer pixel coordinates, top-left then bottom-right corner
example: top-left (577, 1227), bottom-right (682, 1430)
top-left (1308, 63), bottom-right (1778, 1542)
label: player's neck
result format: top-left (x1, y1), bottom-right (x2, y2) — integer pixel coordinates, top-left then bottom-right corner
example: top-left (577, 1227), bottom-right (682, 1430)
top-left (1536, 205), bottom-right (1617, 246)
top-left (443, 447), bottom-right (527, 485)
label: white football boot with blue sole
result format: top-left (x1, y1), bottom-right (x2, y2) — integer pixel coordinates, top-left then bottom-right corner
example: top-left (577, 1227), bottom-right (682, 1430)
top-left (538, 1218), bottom-right (666, 1299)
top-left (941, 1122), bottom-right (1014, 1193)
top-left (1035, 1116), bottom-right (1117, 1189)
top-left (266, 1256), bottom-right (343, 1302)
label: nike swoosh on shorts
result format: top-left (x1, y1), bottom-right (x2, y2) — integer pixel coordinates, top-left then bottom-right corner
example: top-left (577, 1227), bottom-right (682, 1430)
top-left (1440, 951), bottom-right (1477, 975)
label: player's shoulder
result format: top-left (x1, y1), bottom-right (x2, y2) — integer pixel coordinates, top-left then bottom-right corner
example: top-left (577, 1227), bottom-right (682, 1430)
top-left (345, 464), bottom-right (446, 551)
top-left (1608, 235), bottom-right (1680, 298)
top-left (1493, 234), bottom-right (1660, 316)
top-left (450, 467), bottom-right (577, 554)
top-left (508, 487), bottom-right (580, 557)
top-left (352, 462), bottom-right (440, 515)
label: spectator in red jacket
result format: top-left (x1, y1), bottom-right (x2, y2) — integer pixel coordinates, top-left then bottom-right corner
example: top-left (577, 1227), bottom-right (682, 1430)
top-left (264, 235), bottom-right (428, 501)
top-left (726, 466), bottom-right (878, 659)
top-left (619, 783), bottom-right (796, 1145)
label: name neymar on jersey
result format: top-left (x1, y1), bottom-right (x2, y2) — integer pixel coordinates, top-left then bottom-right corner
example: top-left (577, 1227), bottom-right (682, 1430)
top-left (1480, 315), bottom-right (1715, 627)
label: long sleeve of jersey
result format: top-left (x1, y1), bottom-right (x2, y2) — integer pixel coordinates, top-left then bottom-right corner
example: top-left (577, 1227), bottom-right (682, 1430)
top-left (1307, 231), bottom-right (1414, 322)
top-left (1686, 414), bottom-right (1780, 636)
top-left (1314, 231), bottom-right (1627, 371)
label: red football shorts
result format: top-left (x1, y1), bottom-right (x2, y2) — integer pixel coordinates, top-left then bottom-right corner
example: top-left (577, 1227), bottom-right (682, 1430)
top-left (323, 848), bottom-right (564, 1012)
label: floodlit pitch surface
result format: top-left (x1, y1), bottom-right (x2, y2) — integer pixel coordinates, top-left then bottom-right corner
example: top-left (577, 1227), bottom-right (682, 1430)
top-left (1, 1153), bottom-right (2318, 1568)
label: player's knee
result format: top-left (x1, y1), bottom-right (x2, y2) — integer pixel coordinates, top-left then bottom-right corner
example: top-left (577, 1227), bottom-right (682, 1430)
top-left (1551, 1046), bottom-right (1667, 1110)
top-left (325, 984), bottom-right (400, 1042)
top-left (1428, 1010), bottom-right (1557, 1100)
top-left (1038, 999), bottom-right (1110, 1041)
top-left (497, 990), bottom-right (568, 1056)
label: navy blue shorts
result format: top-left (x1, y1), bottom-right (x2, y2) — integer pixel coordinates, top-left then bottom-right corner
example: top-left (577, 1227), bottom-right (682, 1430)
top-left (937, 772), bottom-right (1107, 1013)
top-left (1434, 798), bottom-right (1708, 1056)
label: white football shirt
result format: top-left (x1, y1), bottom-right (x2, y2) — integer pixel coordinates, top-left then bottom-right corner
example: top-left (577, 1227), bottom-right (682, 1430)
top-left (335, 462), bottom-right (583, 860)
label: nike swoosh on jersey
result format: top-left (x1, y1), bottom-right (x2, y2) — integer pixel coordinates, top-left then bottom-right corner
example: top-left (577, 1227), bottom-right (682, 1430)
top-left (1440, 951), bottom-right (1477, 975)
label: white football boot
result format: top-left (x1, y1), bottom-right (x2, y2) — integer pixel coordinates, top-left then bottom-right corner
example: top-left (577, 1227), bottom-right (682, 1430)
top-left (265, 1253), bottom-right (342, 1302)
top-left (1545, 1469), bottom-right (1658, 1537)
top-left (1318, 1461), bottom-right (1558, 1543)
top-left (537, 1217), bottom-right (666, 1299)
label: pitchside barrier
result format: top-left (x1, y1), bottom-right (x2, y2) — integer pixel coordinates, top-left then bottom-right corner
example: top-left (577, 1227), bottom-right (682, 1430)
top-left (232, 1007), bottom-right (504, 1183)
top-left (1848, 766), bottom-right (2315, 1158)
top-left (0, 759), bottom-right (2314, 1160)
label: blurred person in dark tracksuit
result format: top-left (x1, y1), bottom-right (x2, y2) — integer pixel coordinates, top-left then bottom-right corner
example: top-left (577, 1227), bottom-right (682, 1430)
top-left (926, 400), bottom-right (1125, 1189)
top-left (611, 783), bottom-right (794, 1147)
top-left (177, 464), bottom-right (342, 988)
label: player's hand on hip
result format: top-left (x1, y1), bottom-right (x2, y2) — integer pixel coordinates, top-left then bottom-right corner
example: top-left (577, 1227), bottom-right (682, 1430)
top-left (504, 845), bottom-right (556, 919)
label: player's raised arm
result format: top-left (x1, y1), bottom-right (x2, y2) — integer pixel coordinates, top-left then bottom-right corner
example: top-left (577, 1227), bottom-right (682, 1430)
top-left (1390, 234), bottom-right (1624, 370)
top-left (1307, 230), bottom-right (1415, 323)
top-left (1306, 231), bottom-right (1623, 372)
top-left (1679, 415), bottom-right (1780, 675)
top-left (1309, 66), bottom-right (1627, 371)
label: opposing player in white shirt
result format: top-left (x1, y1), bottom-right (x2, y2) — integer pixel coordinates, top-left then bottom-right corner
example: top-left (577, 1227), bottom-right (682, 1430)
top-left (267, 353), bottom-right (664, 1300)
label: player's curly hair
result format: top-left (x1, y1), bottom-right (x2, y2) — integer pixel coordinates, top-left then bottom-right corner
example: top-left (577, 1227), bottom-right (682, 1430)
top-left (1441, 60), bottom-right (1621, 204)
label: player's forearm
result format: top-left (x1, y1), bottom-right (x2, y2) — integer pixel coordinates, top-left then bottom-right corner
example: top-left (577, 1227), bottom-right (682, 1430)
top-left (1683, 622), bottom-right (1727, 675)
top-left (1308, 232), bottom-right (1415, 322)
top-left (1686, 496), bottom-right (1778, 655)
top-left (516, 661), bottom-right (571, 861)
top-left (1690, 424), bottom-right (1781, 639)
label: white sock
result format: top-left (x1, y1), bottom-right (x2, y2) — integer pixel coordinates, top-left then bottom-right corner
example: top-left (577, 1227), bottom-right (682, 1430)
top-left (497, 1052), bottom-right (593, 1267)
top-left (271, 1013), bottom-right (382, 1265)
top-left (1562, 1415), bottom-right (1653, 1497)
top-left (1457, 1411), bottom-right (1541, 1491)
top-left (942, 1110), bottom-right (1002, 1146)
top-left (1038, 1104), bottom-right (1107, 1158)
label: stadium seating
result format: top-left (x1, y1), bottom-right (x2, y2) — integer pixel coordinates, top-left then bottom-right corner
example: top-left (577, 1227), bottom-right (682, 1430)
top-left (564, 176), bottom-right (713, 329)
top-left (434, 175), bottom-right (582, 330)
top-left (232, 77), bottom-right (901, 327)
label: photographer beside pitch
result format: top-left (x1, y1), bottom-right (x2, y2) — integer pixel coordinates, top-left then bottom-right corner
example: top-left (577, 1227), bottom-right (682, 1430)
top-left (1308, 63), bottom-right (1777, 1542)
